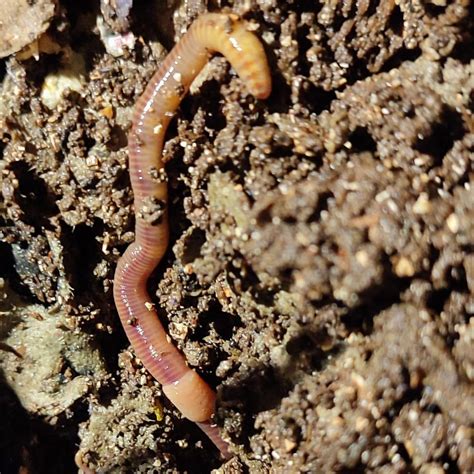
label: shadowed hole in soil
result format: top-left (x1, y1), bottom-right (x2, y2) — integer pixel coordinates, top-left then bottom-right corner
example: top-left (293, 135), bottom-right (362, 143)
top-left (414, 106), bottom-right (465, 167)
top-left (24, 52), bottom-right (63, 89)
top-left (61, 220), bottom-right (105, 308)
top-left (266, 70), bottom-right (292, 114)
top-left (61, 0), bottom-right (104, 64)
top-left (365, 0), bottom-right (379, 17)
top-left (286, 327), bottom-right (329, 355)
top-left (191, 307), bottom-right (241, 385)
top-left (10, 161), bottom-right (59, 231)
top-left (251, 285), bottom-right (280, 305)
top-left (426, 287), bottom-right (452, 314)
top-left (286, 327), bottom-right (343, 371)
top-left (437, 456), bottom-right (461, 474)
top-left (423, 1), bottom-right (447, 18)
top-left (394, 441), bottom-right (412, 468)
top-left (201, 307), bottom-right (242, 341)
top-left (132, 0), bottom-right (176, 49)
top-left (266, 130), bottom-right (295, 158)
top-left (342, 261), bottom-right (409, 334)
top-left (180, 228), bottom-right (206, 264)
top-left (195, 79), bottom-right (228, 134)
top-left (108, 125), bottom-right (128, 152)
top-left (450, 25), bottom-right (474, 65)
top-left (158, 416), bottom-right (222, 472)
top-left (307, 191), bottom-right (333, 223)
top-left (278, 267), bottom-right (295, 292)
top-left (0, 132), bottom-right (9, 156)
top-left (293, 0), bottom-right (323, 15)
top-left (113, 166), bottom-right (132, 192)
top-left (255, 203), bottom-right (273, 225)
top-left (234, 259), bottom-right (279, 305)
top-left (296, 24), bottom-right (313, 78)
top-left (388, 4), bottom-right (404, 37)
top-left (219, 365), bottom-right (291, 443)
top-left (282, 214), bottom-right (297, 225)
top-left (348, 126), bottom-right (377, 153)
top-left (302, 82), bottom-right (336, 114)
top-left (378, 46), bottom-right (422, 73)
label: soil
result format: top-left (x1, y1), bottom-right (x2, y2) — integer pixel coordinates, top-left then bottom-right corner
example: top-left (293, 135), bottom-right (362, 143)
top-left (0, 0), bottom-right (473, 473)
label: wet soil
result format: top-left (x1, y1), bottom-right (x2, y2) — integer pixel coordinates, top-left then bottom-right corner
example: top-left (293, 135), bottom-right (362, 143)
top-left (0, 0), bottom-right (473, 473)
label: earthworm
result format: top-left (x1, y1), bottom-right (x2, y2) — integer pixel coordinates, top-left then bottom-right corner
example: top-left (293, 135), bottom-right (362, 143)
top-left (113, 12), bottom-right (271, 458)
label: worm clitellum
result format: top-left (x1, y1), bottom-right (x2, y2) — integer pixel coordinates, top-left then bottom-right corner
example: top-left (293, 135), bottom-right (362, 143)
top-left (113, 12), bottom-right (271, 456)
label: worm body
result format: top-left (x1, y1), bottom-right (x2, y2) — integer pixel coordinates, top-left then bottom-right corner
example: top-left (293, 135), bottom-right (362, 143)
top-left (113, 13), bottom-right (271, 456)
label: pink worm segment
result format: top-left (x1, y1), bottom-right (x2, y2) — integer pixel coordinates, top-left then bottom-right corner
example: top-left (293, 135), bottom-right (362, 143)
top-left (113, 13), bottom-right (271, 456)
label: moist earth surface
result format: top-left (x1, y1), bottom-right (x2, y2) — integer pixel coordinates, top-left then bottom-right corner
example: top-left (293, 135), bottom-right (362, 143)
top-left (0, 0), bottom-right (473, 473)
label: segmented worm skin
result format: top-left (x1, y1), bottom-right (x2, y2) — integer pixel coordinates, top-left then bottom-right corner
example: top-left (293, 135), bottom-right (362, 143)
top-left (113, 13), bottom-right (271, 456)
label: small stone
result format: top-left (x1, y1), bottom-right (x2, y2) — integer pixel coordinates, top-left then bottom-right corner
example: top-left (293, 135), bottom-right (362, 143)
top-left (138, 197), bottom-right (166, 225)
top-left (413, 193), bottom-right (432, 215)
top-left (99, 105), bottom-right (114, 119)
top-left (355, 416), bottom-right (370, 432)
top-left (395, 256), bottom-right (415, 277)
top-left (169, 322), bottom-right (188, 341)
top-left (446, 213), bottom-right (459, 233)
top-left (356, 250), bottom-right (370, 267)
top-left (283, 439), bottom-right (297, 452)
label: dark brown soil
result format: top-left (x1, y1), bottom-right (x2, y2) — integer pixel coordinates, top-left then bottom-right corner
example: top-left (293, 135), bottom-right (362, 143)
top-left (0, 0), bottom-right (473, 473)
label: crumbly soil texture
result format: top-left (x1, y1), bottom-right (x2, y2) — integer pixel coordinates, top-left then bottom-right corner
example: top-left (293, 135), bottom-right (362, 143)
top-left (0, 0), bottom-right (473, 473)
